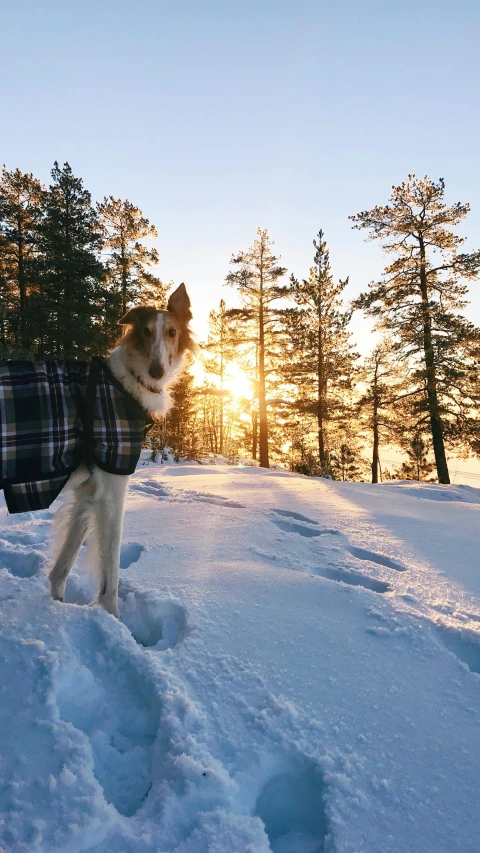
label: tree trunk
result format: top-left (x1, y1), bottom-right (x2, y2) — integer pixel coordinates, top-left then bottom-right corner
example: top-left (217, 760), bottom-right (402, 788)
top-left (121, 238), bottom-right (128, 316)
top-left (418, 235), bottom-right (450, 484)
top-left (17, 218), bottom-right (30, 352)
top-left (252, 411), bottom-right (258, 460)
top-left (63, 190), bottom-right (72, 358)
top-left (258, 246), bottom-right (269, 468)
top-left (258, 320), bottom-right (269, 466)
top-left (317, 321), bottom-right (326, 468)
top-left (219, 336), bottom-right (224, 455)
top-left (371, 395), bottom-right (379, 484)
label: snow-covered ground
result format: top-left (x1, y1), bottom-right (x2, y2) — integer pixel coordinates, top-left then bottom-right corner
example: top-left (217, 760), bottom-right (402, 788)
top-left (1, 459), bottom-right (480, 853)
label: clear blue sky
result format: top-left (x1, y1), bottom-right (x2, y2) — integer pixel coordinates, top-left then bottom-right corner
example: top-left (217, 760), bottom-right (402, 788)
top-left (3, 0), bottom-right (480, 346)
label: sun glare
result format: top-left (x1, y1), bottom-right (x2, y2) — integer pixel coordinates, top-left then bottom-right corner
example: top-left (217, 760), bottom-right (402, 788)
top-left (223, 362), bottom-right (253, 400)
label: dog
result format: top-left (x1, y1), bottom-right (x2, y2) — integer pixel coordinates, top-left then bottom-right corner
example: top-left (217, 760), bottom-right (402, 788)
top-left (0, 283), bottom-right (194, 617)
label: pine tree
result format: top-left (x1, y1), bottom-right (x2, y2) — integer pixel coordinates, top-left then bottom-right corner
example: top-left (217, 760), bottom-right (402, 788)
top-left (395, 433), bottom-right (435, 481)
top-left (0, 167), bottom-right (43, 354)
top-left (202, 299), bottom-right (239, 455)
top-left (330, 441), bottom-right (365, 482)
top-left (357, 343), bottom-right (407, 483)
top-left (0, 252), bottom-right (10, 352)
top-left (286, 414), bottom-right (321, 475)
top-left (351, 176), bottom-right (480, 484)
top-left (97, 196), bottom-right (165, 315)
top-left (147, 365), bottom-right (199, 461)
top-left (36, 162), bottom-right (107, 359)
top-left (225, 228), bottom-right (287, 468)
top-left (284, 230), bottom-right (357, 475)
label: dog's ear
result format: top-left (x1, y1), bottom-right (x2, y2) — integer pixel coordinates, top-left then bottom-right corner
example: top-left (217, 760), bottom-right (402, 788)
top-left (119, 308), bottom-right (139, 325)
top-left (119, 306), bottom-right (156, 325)
top-left (167, 283), bottom-right (192, 326)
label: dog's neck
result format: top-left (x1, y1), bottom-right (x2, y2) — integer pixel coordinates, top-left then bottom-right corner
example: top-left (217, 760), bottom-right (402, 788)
top-left (126, 366), bottom-right (163, 395)
top-left (107, 347), bottom-right (182, 417)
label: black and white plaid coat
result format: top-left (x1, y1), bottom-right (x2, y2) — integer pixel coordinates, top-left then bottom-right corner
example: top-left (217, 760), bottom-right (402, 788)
top-left (0, 357), bottom-right (148, 514)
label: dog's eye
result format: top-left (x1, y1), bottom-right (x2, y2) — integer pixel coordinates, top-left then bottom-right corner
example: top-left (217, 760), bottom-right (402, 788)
top-left (168, 328), bottom-right (177, 338)
top-left (143, 327), bottom-right (152, 337)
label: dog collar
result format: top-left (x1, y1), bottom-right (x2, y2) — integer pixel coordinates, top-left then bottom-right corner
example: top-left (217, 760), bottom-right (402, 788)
top-left (128, 367), bottom-right (163, 395)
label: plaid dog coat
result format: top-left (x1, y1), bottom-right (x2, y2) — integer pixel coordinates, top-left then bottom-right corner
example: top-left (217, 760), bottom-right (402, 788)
top-left (0, 357), bottom-right (149, 514)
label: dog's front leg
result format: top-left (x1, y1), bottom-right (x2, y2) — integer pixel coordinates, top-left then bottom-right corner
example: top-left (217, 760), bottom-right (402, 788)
top-left (49, 510), bottom-right (87, 603)
top-left (49, 466), bottom-right (93, 603)
top-left (91, 468), bottom-right (129, 617)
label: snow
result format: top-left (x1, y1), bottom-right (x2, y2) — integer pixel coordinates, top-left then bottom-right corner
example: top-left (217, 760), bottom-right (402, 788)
top-left (1, 459), bottom-right (480, 853)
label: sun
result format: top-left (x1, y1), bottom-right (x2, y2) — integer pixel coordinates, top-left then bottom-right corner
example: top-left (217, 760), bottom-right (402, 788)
top-left (223, 362), bottom-right (253, 400)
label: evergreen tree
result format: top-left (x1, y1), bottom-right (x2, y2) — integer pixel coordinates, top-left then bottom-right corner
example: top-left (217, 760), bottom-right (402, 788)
top-left (286, 414), bottom-right (321, 475)
top-left (202, 299), bottom-right (239, 455)
top-left (330, 441), bottom-right (365, 482)
top-left (36, 162), bottom-right (107, 359)
top-left (225, 228), bottom-right (287, 468)
top-left (357, 343), bottom-right (407, 483)
top-left (284, 230), bottom-right (357, 475)
top-left (97, 196), bottom-right (165, 315)
top-left (196, 384), bottom-right (224, 458)
top-left (0, 167), bottom-right (43, 353)
top-left (351, 175), bottom-right (480, 484)
top-left (0, 253), bottom-right (10, 352)
top-left (147, 364), bottom-right (199, 461)
top-left (395, 433), bottom-right (435, 481)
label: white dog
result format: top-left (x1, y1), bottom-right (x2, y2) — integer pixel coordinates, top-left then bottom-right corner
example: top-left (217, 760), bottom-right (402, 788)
top-left (47, 283), bottom-right (194, 617)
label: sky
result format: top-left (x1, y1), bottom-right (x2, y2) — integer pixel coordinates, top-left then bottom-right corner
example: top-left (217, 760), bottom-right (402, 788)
top-left (3, 0), bottom-right (480, 349)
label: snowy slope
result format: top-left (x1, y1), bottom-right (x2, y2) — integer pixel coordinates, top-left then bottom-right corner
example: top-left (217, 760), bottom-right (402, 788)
top-left (0, 462), bottom-right (480, 853)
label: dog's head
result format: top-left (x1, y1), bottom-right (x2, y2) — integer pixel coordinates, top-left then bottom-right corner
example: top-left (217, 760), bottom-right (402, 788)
top-left (119, 283), bottom-right (195, 393)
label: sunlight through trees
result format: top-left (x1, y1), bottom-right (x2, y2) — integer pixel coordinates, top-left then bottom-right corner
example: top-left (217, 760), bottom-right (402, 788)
top-left (1, 166), bottom-right (479, 481)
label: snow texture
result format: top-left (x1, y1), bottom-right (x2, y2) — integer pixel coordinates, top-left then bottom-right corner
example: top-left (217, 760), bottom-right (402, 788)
top-left (0, 457), bottom-right (480, 852)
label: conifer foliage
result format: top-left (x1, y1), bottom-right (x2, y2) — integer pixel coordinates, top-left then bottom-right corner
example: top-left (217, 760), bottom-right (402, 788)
top-left (356, 344), bottom-right (407, 483)
top-left (202, 299), bottom-right (240, 455)
top-left (37, 162), bottom-right (107, 359)
top-left (285, 230), bottom-right (357, 475)
top-left (226, 229), bottom-right (287, 468)
top-left (0, 162), bottom-right (164, 360)
top-left (0, 167), bottom-right (43, 354)
top-left (351, 176), bottom-right (480, 484)
top-left (97, 196), bottom-right (165, 314)
top-left (1, 161), bottom-right (480, 478)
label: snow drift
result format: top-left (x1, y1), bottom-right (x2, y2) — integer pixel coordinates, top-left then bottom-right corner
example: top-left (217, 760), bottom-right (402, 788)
top-left (0, 461), bottom-right (479, 853)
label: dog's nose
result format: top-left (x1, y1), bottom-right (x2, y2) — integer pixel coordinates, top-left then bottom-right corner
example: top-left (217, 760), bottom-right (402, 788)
top-left (149, 361), bottom-right (164, 379)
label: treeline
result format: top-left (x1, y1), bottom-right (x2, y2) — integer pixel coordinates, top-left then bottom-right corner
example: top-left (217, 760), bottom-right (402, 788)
top-left (0, 162), bottom-right (166, 359)
top-left (2, 166), bottom-right (480, 484)
top-left (182, 176), bottom-right (480, 485)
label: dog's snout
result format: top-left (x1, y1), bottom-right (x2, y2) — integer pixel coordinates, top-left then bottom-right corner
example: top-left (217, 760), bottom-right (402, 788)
top-left (149, 360), bottom-right (164, 380)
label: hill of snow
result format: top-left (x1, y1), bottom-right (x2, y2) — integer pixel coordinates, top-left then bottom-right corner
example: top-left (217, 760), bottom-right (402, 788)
top-left (1, 461), bottom-right (479, 853)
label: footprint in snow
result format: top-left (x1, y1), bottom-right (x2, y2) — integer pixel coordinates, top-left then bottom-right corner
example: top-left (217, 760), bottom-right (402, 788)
top-left (434, 624), bottom-right (480, 676)
top-left (54, 617), bottom-right (162, 817)
top-left (131, 480), bottom-right (171, 499)
top-left (0, 538), bottom-right (45, 578)
top-left (315, 565), bottom-right (391, 594)
top-left (131, 481), bottom-right (245, 509)
top-left (64, 569), bottom-right (96, 606)
top-left (0, 522), bottom-right (50, 548)
top-left (186, 491), bottom-right (245, 508)
top-left (119, 581), bottom-right (187, 650)
top-left (347, 545), bottom-right (406, 573)
top-left (271, 508), bottom-right (320, 525)
top-left (269, 513), bottom-right (406, 575)
top-left (255, 754), bottom-right (330, 853)
top-left (63, 541), bottom-right (145, 605)
top-left (272, 518), bottom-right (340, 538)
top-left (120, 542), bottom-right (145, 569)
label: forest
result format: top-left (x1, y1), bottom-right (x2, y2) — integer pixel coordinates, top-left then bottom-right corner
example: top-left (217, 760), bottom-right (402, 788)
top-left (1, 162), bottom-right (479, 485)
